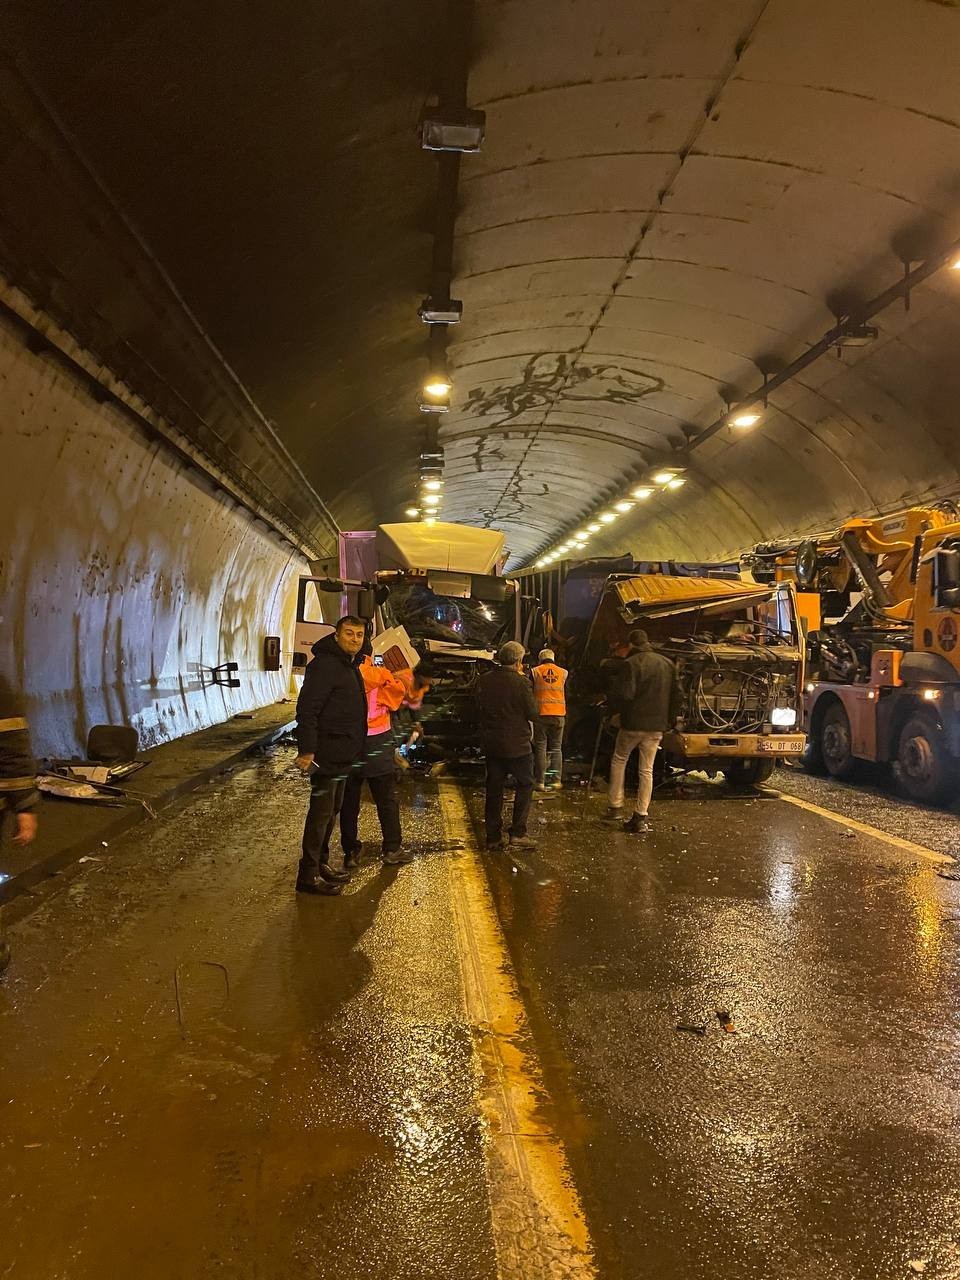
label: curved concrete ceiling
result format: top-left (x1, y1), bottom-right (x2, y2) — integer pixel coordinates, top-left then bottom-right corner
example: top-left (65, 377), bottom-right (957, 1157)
top-left (3, 0), bottom-right (960, 567)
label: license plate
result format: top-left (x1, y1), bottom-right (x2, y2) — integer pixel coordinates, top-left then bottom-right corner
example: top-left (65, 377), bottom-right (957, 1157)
top-left (758, 739), bottom-right (792, 753)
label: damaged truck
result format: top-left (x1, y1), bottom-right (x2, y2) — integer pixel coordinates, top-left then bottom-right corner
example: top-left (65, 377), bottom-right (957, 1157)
top-left (554, 566), bottom-right (806, 785)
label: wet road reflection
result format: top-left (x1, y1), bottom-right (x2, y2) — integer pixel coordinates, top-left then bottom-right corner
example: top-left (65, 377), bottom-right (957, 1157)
top-left (469, 776), bottom-right (960, 1279)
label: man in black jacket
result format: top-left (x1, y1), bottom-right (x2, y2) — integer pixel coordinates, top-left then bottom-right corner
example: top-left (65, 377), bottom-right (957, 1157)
top-left (0, 673), bottom-right (39, 975)
top-left (294, 616), bottom-right (368, 895)
top-left (603, 628), bottom-right (677, 833)
top-left (476, 641), bottom-right (538, 852)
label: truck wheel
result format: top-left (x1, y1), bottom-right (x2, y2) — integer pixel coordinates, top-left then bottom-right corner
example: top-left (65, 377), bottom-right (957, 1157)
top-left (725, 758), bottom-right (775, 787)
top-left (896, 714), bottom-right (958, 805)
top-left (820, 703), bottom-right (858, 779)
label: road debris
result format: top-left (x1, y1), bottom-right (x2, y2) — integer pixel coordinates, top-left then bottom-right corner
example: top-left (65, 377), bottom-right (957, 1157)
top-left (676, 1023), bottom-right (707, 1036)
top-left (716, 1010), bottom-right (736, 1034)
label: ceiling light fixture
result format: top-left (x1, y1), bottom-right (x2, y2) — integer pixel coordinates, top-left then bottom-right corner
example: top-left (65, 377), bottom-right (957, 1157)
top-left (614, 500), bottom-right (634, 513)
top-left (419, 107), bottom-right (486, 153)
top-left (423, 493), bottom-right (441, 507)
top-left (653, 470), bottom-right (677, 485)
top-left (632, 486), bottom-right (654, 500)
top-left (730, 410), bottom-right (761, 429)
top-left (666, 477), bottom-right (686, 490)
top-left (418, 297), bottom-right (463, 324)
top-left (600, 512), bottom-right (617, 524)
top-left (419, 394), bottom-right (450, 415)
top-left (405, 507), bottom-right (420, 517)
top-left (424, 516), bottom-right (437, 526)
top-left (587, 522), bottom-right (602, 533)
top-left (422, 478), bottom-right (443, 491)
top-left (423, 377), bottom-right (452, 398)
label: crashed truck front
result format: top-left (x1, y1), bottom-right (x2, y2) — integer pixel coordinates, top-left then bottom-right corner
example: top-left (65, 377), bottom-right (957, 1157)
top-left (586, 573), bottom-right (806, 783)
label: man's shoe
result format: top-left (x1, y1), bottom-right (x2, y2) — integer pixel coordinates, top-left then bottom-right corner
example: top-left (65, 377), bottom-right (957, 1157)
top-left (602, 806), bottom-right (624, 823)
top-left (485, 837), bottom-right (506, 852)
top-left (624, 813), bottom-right (651, 834)
top-left (549, 781), bottom-right (563, 791)
top-left (318, 862), bottom-right (351, 883)
top-left (508, 834), bottom-right (538, 851)
top-left (383, 848), bottom-right (413, 866)
top-left (534, 782), bottom-right (547, 792)
top-left (343, 843), bottom-right (365, 869)
top-left (296, 878), bottom-right (343, 896)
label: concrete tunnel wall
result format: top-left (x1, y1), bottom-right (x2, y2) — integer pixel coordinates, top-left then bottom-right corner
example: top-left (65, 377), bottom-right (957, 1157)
top-left (0, 307), bottom-right (309, 759)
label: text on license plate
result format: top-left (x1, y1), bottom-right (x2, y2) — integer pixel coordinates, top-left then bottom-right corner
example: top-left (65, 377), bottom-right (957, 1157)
top-left (758, 739), bottom-right (792, 753)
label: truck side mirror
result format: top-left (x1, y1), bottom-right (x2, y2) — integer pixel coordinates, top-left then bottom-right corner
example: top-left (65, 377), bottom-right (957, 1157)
top-left (934, 548), bottom-right (960, 607)
top-left (356, 587), bottom-right (377, 619)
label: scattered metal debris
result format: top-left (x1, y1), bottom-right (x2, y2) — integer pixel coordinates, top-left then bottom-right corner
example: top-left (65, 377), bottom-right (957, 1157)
top-left (676, 1023), bottom-right (707, 1036)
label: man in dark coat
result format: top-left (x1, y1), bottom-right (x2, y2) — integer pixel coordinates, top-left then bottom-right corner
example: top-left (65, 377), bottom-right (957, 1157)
top-left (476, 641), bottom-right (538, 852)
top-left (603, 628), bottom-right (678, 833)
top-left (0, 673), bottom-right (39, 974)
top-left (294, 616), bottom-right (367, 895)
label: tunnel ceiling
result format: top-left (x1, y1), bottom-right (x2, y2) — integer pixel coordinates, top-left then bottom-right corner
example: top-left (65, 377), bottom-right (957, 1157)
top-left (3, 0), bottom-right (960, 567)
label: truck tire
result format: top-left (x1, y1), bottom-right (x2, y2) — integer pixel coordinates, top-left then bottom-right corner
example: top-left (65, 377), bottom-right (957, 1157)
top-left (820, 702), bottom-right (858, 779)
top-left (896, 714), bottom-right (959, 805)
top-left (725, 758), bottom-right (775, 787)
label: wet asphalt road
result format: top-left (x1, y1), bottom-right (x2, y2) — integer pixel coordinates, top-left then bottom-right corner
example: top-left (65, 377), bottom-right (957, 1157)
top-left (3, 751), bottom-right (960, 1277)
top-left (0, 753), bottom-right (496, 1280)
top-left (471, 773), bottom-right (960, 1279)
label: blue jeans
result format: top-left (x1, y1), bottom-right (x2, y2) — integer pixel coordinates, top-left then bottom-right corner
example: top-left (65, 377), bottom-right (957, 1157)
top-left (534, 716), bottom-right (565, 784)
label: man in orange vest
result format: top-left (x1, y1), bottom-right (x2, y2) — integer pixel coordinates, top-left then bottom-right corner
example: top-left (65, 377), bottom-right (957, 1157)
top-left (531, 648), bottom-right (567, 791)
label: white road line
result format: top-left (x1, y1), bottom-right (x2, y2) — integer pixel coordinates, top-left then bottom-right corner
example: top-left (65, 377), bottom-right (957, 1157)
top-left (777, 792), bottom-right (954, 865)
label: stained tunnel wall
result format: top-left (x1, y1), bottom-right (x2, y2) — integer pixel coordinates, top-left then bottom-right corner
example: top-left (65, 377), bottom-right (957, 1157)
top-left (0, 300), bottom-right (308, 759)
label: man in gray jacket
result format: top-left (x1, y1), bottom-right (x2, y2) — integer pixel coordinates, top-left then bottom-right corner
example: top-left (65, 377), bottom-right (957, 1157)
top-left (603, 629), bottom-right (677, 833)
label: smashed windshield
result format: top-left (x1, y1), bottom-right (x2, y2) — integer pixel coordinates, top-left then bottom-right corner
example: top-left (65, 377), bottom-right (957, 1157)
top-left (383, 581), bottom-right (511, 650)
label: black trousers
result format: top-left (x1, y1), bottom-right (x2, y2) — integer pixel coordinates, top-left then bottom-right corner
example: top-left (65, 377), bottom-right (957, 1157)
top-left (339, 771), bottom-right (402, 854)
top-left (484, 751), bottom-right (534, 843)
top-left (299, 773), bottom-right (347, 881)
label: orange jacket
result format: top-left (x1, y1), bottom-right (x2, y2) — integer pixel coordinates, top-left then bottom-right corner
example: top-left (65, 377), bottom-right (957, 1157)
top-left (359, 657), bottom-right (409, 735)
top-left (532, 662), bottom-right (567, 716)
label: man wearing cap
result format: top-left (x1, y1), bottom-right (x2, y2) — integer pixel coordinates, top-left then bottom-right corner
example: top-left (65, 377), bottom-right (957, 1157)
top-left (531, 648), bottom-right (567, 791)
top-left (476, 641), bottom-right (538, 852)
top-left (603, 628), bottom-right (677, 833)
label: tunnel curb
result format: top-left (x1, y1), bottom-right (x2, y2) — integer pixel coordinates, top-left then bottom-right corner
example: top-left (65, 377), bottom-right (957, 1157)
top-left (0, 712), bottom-right (295, 917)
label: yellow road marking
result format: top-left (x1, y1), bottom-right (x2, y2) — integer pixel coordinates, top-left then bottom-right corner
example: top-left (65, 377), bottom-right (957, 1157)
top-left (778, 792), bottom-right (954, 865)
top-left (438, 782), bottom-right (597, 1280)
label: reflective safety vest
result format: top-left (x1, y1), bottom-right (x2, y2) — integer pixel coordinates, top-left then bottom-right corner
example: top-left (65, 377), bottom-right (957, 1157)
top-left (532, 662), bottom-right (567, 716)
top-left (359, 657), bottom-right (409, 735)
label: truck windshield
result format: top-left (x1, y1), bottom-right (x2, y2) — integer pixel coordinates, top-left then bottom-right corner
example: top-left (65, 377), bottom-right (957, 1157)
top-left (383, 581), bottom-right (511, 650)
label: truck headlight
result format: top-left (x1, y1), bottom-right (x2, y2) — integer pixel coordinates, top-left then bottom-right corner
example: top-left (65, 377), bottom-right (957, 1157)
top-left (771, 707), bottom-right (797, 727)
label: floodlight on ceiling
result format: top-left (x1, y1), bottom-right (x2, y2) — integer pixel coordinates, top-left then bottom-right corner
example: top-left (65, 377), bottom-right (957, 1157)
top-left (420, 449), bottom-right (444, 463)
top-left (730, 410), bottom-right (761, 429)
top-left (424, 516), bottom-right (437, 526)
top-left (422, 493), bottom-right (441, 507)
top-left (599, 512), bottom-right (617, 524)
top-left (424, 376), bottom-right (452, 399)
top-left (422, 478), bottom-right (443, 491)
top-left (952, 257), bottom-right (960, 270)
top-left (405, 507), bottom-right (420, 518)
top-left (419, 297), bottom-right (463, 325)
top-left (574, 529), bottom-right (590, 540)
top-left (652, 468), bottom-right (683, 485)
top-left (837, 322), bottom-right (879, 348)
top-left (419, 395), bottom-right (450, 414)
top-left (587, 522), bottom-right (602, 533)
top-left (666, 477), bottom-right (686, 490)
top-left (632, 486), bottom-right (654, 500)
top-left (614, 500), bottom-right (634, 513)
top-left (419, 107), bottom-right (486, 153)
